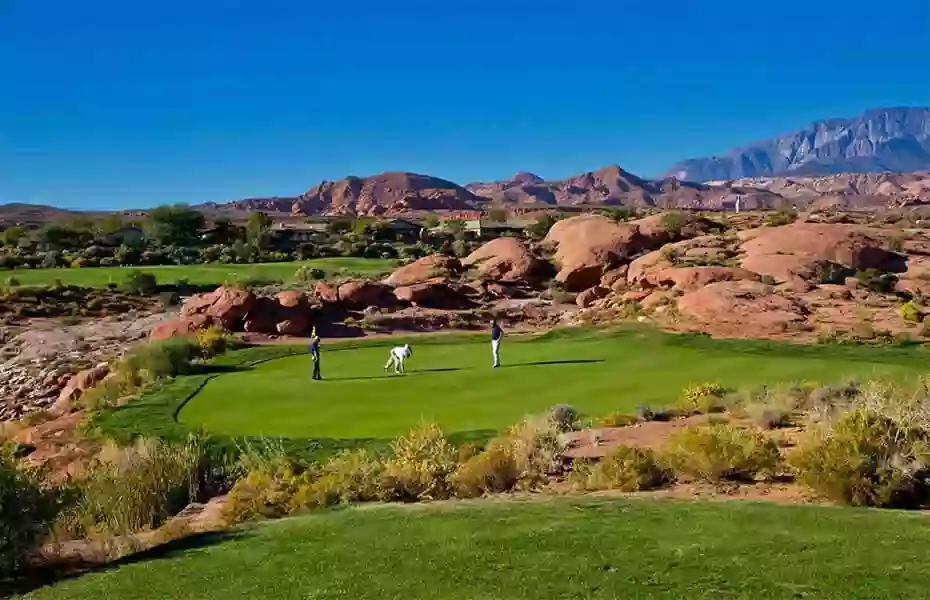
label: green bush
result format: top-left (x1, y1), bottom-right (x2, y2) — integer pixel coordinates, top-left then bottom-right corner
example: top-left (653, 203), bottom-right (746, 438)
top-left (0, 446), bottom-right (60, 577)
top-left (123, 337), bottom-right (200, 381)
top-left (677, 382), bottom-right (729, 414)
top-left (570, 445), bottom-right (671, 492)
top-left (660, 212), bottom-right (688, 237)
top-left (293, 265), bottom-right (326, 282)
top-left (856, 269), bottom-right (898, 294)
top-left (662, 423), bottom-right (780, 482)
top-left (451, 447), bottom-right (519, 498)
top-left (378, 422), bottom-right (457, 502)
top-left (196, 326), bottom-right (234, 358)
top-left (900, 301), bottom-right (923, 323)
top-left (790, 410), bottom-right (930, 507)
top-left (123, 270), bottom-right (158, 295)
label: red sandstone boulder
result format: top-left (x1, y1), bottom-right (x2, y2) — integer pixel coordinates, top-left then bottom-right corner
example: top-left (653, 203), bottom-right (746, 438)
top-left (384, 254), bottom-right (461, 287)
top-left (642, 266), bottom-right (760, 292)
top-left (150, 314), bottom-right (215, 341)
top-left (462, 238), bottom-right (545, 283)
top-left (576, 286), bottom-right (610, 308)
top-left (543, 214), bottom-right (685, 292)
top-left (181, 286), bottom-right (256, 329)
top-left (337, 280), bottom-right (396, 309)
top-left (49, 363), bottom-right (110, 416)
top-left (739, 223), bottom-right (899, 283)
top-left (242, 297), bottom-right (281, 334)
top-left (276, 316), bottom-right (311, 336)
top-left (313, 282), bottom-right (340, 304)
top-left (276, 290), bottom-right (308, 309)
top-left (677, 280), bottom-right (807, 338)
top-left (393, 278), bottom-right (468, 308)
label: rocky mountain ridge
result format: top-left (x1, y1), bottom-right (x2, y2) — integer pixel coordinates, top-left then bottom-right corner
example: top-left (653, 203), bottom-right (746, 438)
top-left (664, 107), bottom-right (930, 181)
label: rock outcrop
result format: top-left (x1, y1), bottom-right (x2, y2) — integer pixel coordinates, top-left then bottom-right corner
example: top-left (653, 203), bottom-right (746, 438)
top-left (384, 254), bottom-right (461, 287)
top-left (462, 238), bottom-right (546, 283)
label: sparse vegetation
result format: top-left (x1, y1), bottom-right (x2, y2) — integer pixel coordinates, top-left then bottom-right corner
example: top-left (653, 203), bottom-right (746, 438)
top-left (570, 445), bottom-right (671, 492)
top-left (662, 423), bottom-right (780, 482)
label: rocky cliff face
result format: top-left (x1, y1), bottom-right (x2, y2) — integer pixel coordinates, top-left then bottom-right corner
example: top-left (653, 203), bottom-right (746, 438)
top-left (665, 107), bottom-right (930, 182)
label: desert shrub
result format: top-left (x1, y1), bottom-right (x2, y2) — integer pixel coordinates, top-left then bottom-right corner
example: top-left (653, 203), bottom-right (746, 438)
top-left (451, 446), bottom-right (519, 498)
top-left (900, 300), bottom-right (923, 323)
top-left (677, 382), bottom-right (729, 414)
top-left (766, 207), bottom-right (797, 227)
top-left (123, 337), bottom-right (199, 381)
top-left (888, 234), bottom-right (906, 252)
top-left (791, 409), bottom-right (930, 507)
top-left (122, 270), bottom-right (158, 295)
top-left (662, 423), bottom-right (780, 482)
top-left (599, 207), bottom-right (638, 222)
top-left (599, 411), bottom-right (640, 427)
top-left (570, 445), bottom-right (671, 492)
top-left (486, 415), bottom-right (564, 490)
top-left (289, 449), bottom-right (384, 510)
top-left (660, 212), bottom-right (688, 238)
top-left (4, 276), bottom-right (20, 288)
top-left (549, 404), bottom-right (582, 432)
top-left (56, 435), bottom-right (224, 539)
top-left (0, 446), bottom-right (60, 577)
top-left (455, 442), bottom-right (482, 463)
top-left (223, 457), bottom-right (310, 524)
top-left (378, 422), bottom-right (457, 502)
top-left (856, 268), bottom-right (898, 294)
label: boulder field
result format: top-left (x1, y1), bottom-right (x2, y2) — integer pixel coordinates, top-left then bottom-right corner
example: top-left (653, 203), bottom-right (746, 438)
top-left (149, 211), bottom-right (926, 344)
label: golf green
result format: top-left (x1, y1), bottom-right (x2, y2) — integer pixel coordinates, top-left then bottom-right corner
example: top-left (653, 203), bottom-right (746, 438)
top-left (178, 331), bottom-right (928, 439)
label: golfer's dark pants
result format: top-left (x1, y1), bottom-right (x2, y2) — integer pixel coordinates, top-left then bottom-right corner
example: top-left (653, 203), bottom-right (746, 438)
top-left (311, 354), bottom-right (322, 380)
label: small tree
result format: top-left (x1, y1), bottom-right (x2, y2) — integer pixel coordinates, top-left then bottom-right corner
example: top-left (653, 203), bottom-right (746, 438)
top-left (422, 214), bottom-right (440, 228)
top-left (246, 211), bottom-right (273, 249)
top-left (123, 270), bottom-right (158, 295)
top-left (146, 204), bottom-right (206, 247)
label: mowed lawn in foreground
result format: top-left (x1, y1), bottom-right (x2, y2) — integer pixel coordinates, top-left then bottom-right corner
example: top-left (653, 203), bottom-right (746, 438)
top-left (0, 257), bottom-right (393, 288)
top-left (178, 330), bottom-right (928, 439)
top-left (23, 498), bottom-right (930, 599)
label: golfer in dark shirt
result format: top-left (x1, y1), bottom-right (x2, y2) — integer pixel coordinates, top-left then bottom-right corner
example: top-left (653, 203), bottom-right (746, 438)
top-left (490, 320), bottom-right (502, 368)
top-left (309, 329), bottom-right (322, 380)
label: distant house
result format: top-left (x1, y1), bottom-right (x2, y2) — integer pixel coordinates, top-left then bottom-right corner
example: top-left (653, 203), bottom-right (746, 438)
top-left (462, 219), bottom-right (531, 239)
top-left (379, 218), bottom-right (423, 242)
top-left (98, 225), bottom-right (145, 247)
top-left (269, 221), bottom-right (329, 248)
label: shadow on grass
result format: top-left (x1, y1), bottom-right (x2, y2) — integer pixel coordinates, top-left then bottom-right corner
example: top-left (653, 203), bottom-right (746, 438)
top-left (501, 359), bottom-right (605, 368)
top-left (334, 367), bottom-right (462, 381)
top-left (2, 530), bottom-right (246, 597)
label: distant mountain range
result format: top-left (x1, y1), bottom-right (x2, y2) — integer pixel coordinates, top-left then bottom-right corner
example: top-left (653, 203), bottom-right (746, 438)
top-left (4, 107), bottom-right (930, 223)
top-left (664, 107), bottom-right (930, 181)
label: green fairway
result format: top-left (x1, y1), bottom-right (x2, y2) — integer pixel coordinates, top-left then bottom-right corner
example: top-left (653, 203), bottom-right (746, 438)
top-left (178, 330), bottom-right (928, 440)
top-left (23, 497), bottom-right (930, 599)
top-left (0, 257), bottom-right (393, 288)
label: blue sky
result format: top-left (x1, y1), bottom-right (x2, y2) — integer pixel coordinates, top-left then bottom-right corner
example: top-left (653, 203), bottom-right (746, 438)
top-left (1, 0), bottom-right (928, 210)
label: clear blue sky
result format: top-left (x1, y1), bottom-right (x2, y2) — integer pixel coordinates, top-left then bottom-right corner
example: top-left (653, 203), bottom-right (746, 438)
top-left (1, 0), bottom-right (928, 210)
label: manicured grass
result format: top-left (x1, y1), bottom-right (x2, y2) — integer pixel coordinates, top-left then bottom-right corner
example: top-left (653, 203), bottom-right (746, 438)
top-left (0, 257), bottom-right (394, 289)
top-left (23, 497), bottom-right (930, 599)
top-left (178, 329), bottom-right (927, 440)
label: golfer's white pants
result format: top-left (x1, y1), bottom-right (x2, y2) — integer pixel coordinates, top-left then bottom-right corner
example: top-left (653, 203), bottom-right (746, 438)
top-left (491, 339), bottom-right (501, 366)
top-left (385, 351), bottom-right (406, 372)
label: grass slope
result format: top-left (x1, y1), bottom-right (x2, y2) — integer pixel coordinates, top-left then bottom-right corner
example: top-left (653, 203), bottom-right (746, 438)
top-left (24, 498), bottom-right (930, 599)
top-left (179, 329), bottom-right (926, 439)
top-left (0, 258), bottom-right (393, 288)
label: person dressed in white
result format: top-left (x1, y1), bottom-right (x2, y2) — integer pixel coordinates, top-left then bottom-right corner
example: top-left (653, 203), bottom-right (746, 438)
top-left (490, 320), bottom-right (502, 368)
top-left (384, 344), bottom-right (412, 374)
